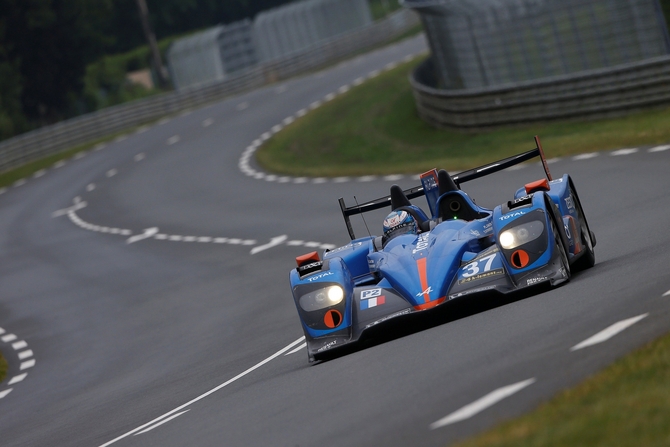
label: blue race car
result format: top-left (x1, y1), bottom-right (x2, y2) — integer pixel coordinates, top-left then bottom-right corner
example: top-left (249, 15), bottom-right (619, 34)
top-left (290, 137), bottom-right (596, 362)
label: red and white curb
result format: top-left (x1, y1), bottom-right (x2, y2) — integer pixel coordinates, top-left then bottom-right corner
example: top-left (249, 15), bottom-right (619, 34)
top-left (0, 326), bottom-right (35, 400)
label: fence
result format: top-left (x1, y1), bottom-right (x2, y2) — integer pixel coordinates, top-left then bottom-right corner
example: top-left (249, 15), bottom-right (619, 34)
top-left (410, 54), bottom-right (670, 129)
top-left (0, 10), bottom-right (419, 174)
top-left (406, 0), bottom-right (670, 90)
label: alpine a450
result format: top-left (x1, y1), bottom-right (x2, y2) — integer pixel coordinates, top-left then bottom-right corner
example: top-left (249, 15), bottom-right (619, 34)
top-left (289, 137), bottom-right (596, 362)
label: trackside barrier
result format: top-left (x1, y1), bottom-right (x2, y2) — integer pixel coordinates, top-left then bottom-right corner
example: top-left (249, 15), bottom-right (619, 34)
top-left (0, 10), bottom-right (419, 173)
top-left (410, 55), bottom-right (670, 130)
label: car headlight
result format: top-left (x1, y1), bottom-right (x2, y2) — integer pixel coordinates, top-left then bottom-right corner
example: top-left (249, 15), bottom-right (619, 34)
top-left (499, 220), bottom-right (544, 249)
top-left (299, 285), bottom-right (345, 312)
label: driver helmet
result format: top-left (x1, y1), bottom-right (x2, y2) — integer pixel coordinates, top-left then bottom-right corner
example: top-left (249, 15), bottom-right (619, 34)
top-left (383, 210), bottom-right (417, 241)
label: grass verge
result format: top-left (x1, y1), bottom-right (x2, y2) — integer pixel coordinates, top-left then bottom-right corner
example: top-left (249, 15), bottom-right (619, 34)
top-left (257, 58), bottom-right (670, 177)
top-left (0, 350), bottom-right (7, 383)
top-left (453, 331), bottom-right (670, 447)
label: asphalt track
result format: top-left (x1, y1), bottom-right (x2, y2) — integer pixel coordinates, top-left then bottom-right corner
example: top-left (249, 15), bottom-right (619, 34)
top-left (1, 34), bottom-right (669, 447)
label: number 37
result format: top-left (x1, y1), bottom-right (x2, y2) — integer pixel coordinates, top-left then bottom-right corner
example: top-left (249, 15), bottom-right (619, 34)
top-left (462, 254), bottom-right (497, 278)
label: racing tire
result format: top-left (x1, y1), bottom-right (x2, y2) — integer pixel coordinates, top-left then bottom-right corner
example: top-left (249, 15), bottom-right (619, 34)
top-left (546, 195), bottom-right (571, 283)
top-left (568, 180), bottom-right (595, 272)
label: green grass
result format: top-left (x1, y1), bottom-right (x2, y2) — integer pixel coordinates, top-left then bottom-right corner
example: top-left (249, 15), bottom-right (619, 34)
top-left (0, 350), bottom-right (7, 383)
top-left (0, 130), bottom-right (132, 189)
top-left (453, 331), bottom-right (670, 447)
top-left (257, 57), bottom-right (670, 177)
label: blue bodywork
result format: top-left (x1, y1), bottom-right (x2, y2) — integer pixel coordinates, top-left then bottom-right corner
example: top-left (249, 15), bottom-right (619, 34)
top-left (290, 146), bottom-right (594, 362)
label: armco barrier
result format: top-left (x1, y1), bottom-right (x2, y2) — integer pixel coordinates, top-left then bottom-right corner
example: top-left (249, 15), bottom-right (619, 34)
top-left (0, 10), bottom-right (418, 173)
top-left (410, 55), bottom-right (670, 130)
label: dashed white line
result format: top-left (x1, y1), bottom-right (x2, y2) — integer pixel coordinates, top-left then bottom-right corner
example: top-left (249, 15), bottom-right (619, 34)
top-left (663, 290), bottom-right (670, 297)
top-left (0, 389), bottom-right (12, 399)
top-left (33, 169), bottom-right (46, 178)
top-left (338, 85), bottom-right (350, 94)
top-left (237, 102), bottom-right (249, 111)
top-left (94, 143), bottom-right (107, 151)
top-left (74, 152), bottom-right (87, 160)
top-left (167, 135), bottom-right (180, 145)
top-left (54, 160), bottom-right (66, 168)
top-left (106, 169), bottom-right (118, 178)
top-left (115, 135), bottom-right (128, 143)
top-left (430, 378), bottom-right (536, 429)
top-left (18, 350), bottom-right (33, 360)
top-left (98, 336), bottom-right (305, 447)
top-left (12, 340), bottom-right (27, 350)
top-left (573, 153), bottom-right (599, 160)
top-left (611, 148), bottom-right (638, 156)
top-left (368, 69), bottom-right (381, 78)
top-left (134, 153), bottom-right (146, 162)
top-left (8, 373), bottom-right (27, 385)
top-left (570, 314), bottom-right (648, 351)
top-left (0, 187), bottom-right (7, 195)
top-left (135, 126), bottom-right (149, 135)
top-left (333, 177), bottom-right (350, 183)
top-left (2, 334), bottom-right (17, 342)
top-left (649, 144), bottom-right (670, 152)
top-left (86, 183), bottom-right (96, 192)
top-left (357, 175), bottom-right (377, 182)
top-left (202, 118), bottom-right (214, 127)
top-left (324, 93), bottom-right (336, 102)
top-left (309, 100), bottom-right (322, 110)
top-left (20, 359), bottom-right (36, 370)
top-left (13, 179), bottom-right (27, 187)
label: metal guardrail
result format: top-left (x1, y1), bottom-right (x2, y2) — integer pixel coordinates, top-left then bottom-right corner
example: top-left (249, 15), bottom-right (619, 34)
top-left (410, 54), bottom-right (670, 129)
top-left (0, 10), bottom-right (419, 174)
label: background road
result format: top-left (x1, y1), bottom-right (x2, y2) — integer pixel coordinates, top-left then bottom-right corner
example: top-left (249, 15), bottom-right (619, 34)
top-left (1, 34), bottom-right (669, 447)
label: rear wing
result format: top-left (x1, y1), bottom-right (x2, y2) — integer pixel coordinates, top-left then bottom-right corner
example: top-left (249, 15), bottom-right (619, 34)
top-left (338, 136), bottom-right (552, 240)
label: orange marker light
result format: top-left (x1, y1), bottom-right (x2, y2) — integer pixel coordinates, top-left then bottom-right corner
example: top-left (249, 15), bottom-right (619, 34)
top-left (324, 310), bottom-right (343, 328)
top-left (525, 179), bottom-right (550, 195)
top-left (296, 251), bottom-right (320, 267)
top-left (511, 250), bottom-right (530, 268)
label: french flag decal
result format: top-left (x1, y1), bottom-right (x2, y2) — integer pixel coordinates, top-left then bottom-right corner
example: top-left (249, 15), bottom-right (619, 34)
top-left (360, 296), bottom-right (385, 310)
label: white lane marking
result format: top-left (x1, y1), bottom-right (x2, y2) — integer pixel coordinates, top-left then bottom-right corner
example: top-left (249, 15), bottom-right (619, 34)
top-left (202, 118), bottom-right (214, 127)
top-left (54, 160), bottom-right (66, 168)
top-left (20, 359), bottom-right (36, 370)
top-left (338, 85), bottom-right (350, 94)
top-left (611, 148), bottom-right (638, 156)
top-left (271, 124), bottom-right (283, 133)
top-left (0, 389), bottom-right (12, 399)
top-left (127, 227), bottom-right (159, 244)
top-left (8, 373), bottom-right (27, 385)
top-left (357, 175), bottom-right (377, 182)
top-left (430, 378), bottom-right (536, 429)
top-left (135, 126), bottom-right (149, 135)
top-left (94, 143), bottom-right (107, 150)
top-left (570, 314), bottom-right (648, 351)
top-left (33, 169), bottom-right (46, 178)
top-left (250, 235), bottom-right (288, 255)
top-left (649, 145), bottom-right (670, 152)
top-left (573, 153), bottom-right (599, 160)
top-left (283, 116), bottom-right (295, 126)
top-left (52, 200), bottom-right (87, 217)
top-left (0, 187), bottom-right (6, 195)
top-left (663, 290), bottom-right (670, 297)
top-left (309, 100), bottom-right (322, 110)
top-left (237, 102), bottom-right (249, 111)
top-left (287, 240), bottom-right (304, 246)
top-left (134, 410), bottom-right (190, 436)
top-left (333, 177), bottom-right (350, 183)
top-left (2, 334), bottom-right (17, 342)
top-left (383, 174), bottom-right (404, 181)
top-left (353, 77), bottom-right (365, 86)
top-left (368, 69), bottom-right (381, 78)
top-left (98, 336), bottom-right (305, 447)
top-left (13, 179), bottom-right (27, 187)
top-left (114, 135), bottom-right (128, 143)
top-left (167, 135), bottom-right (180, 145)
top-left (312, 178), bottom-right (327, 184)
top-left (385, 61), bottom-right (398, 70)
top-left (134, 153), bottom-right (145, 161)
top-left (86, 183), bottom-right (96, 192)
top-left (18, 350), bottom-right (33, 360)
top-left (106, 169), bottom-right (118, 178)
top-left (296, 108), bottom-right (308, 117)
top-left (324, 93), bottom-right (336, 102)
top-left (12, 340), bottom-right (28, 350)
top-left (284, 343), bottom-right (307, 355)
top-left (74, 152), bottom-right (87, 160)
top-left (0, 327), bottom-right (5, 335)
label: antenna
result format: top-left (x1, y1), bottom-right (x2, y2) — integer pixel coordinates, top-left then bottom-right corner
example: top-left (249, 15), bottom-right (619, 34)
top-left (354, 196), bottom-right (373, 240)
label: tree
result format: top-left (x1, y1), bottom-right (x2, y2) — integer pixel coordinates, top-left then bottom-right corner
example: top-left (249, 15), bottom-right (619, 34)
top-left (0, 0), bottom-right (113, 125)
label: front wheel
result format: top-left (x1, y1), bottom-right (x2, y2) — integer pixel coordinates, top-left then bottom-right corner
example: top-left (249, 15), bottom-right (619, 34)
top-left (569, 180), bottom-right (595, 272)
